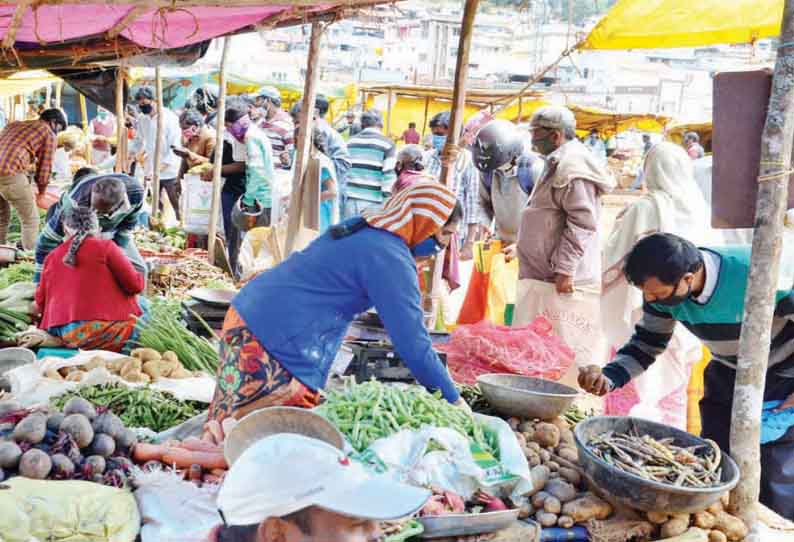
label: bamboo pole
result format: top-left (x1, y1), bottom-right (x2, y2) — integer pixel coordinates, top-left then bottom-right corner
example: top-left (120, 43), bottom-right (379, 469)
top-left (284, 21), bottom-right (323, 257)
top-left (152, 66), bottom-right (164, 219)
top-left (207, 36), bottom-right (231, 266)
top-left (2, 2), bottom-right (29, 49)
top-left (730, 2), bottom-right (794, 536)
top-left (114, 66), bottom-right (125, 174)
top-left (54, 81), bottom-right (62, 108)
top-left (79, 93), bottom-right (88, 132)
top-left (422, 95), bottom-right (430, 138)
top-left (518, 95), bottom-right (523, 122)
top-left (44, 83), bottom-right (52, 108)
top-left (439, 0), bottom-right (479, 188)
top-left (386, 88), bottom-right (393, 137)
top-left (430, 0), bottom-right (479, 331)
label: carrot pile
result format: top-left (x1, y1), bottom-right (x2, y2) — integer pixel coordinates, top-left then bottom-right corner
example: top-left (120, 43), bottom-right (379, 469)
top-left (132, 437), bottom-right (227, 486)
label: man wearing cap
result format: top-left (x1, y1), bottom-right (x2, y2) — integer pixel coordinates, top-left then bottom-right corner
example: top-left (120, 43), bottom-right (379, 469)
top-left (213, 409), bottom-right (430, 542)
top-left (509, 106), bottom-right (614, 386)
top-left (344, 109), bottom-right (397, 216)
top-left (255, 87), bottom-right (295, 169)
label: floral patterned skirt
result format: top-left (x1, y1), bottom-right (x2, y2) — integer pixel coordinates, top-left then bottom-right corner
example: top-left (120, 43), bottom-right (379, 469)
top-left (207, 307), bottom-right (320, 424)
top-left (49, 318), bottom-right (138, 353)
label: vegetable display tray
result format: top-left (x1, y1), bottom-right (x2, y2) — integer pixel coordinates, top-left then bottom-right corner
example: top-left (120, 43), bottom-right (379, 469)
top-left (417, 509), bottom-right (519, 539)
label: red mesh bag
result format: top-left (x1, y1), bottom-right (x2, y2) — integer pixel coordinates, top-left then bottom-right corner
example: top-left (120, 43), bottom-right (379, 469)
top-left (438, 317), bottom-right (575, 385)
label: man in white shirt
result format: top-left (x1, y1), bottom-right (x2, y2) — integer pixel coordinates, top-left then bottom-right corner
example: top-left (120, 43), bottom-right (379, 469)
top-left (129, 86), bottom-right (183, 221)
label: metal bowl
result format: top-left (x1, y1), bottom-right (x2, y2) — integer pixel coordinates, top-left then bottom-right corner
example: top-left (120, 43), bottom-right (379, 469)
top-left (574, 416), bottom-right (740, 513)
top-left (418, 509), bottom-right (519, 539)
top-left (476, 374), bottom-right (578, 420)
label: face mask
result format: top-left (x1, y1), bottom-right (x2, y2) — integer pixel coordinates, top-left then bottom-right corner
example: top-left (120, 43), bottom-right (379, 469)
top-left (139, 103), bottom-right (153, 115)
top-left (533, 134), bottom-right (557, 156)
top-left (653, 280), bottom-right (692, 307)
top-left (182, 126), bottom-right (199, 140)
top-left (432, 134), bottom-right (446, 153)
top-left (412, 236), bottom-right (443, 258)
top-left (228, 116), bottom-right (251, 142)
top-left (97, 110), bottom-right (108, 119)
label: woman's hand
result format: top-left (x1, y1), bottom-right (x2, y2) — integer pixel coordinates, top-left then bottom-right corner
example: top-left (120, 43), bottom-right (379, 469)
top-left (775, 392), bottom-right (794, 412)
top-left (502, 243), bottom-right (517, 262)
top-left (453, 397), bottom-right (472, 414)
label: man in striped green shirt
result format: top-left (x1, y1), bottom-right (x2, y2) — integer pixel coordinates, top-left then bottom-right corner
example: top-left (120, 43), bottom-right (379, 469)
top-left (343, 110), bottom-right (397, 218)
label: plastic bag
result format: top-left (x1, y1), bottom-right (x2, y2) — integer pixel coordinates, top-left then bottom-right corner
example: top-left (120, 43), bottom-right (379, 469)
top-left (7, 350), bottom-right (216, 407)
top-left (182, 174), bottom-right (213, 235)
top-left (134, 467), bottom-right (221, 542)
top-left (358, 413), bottom-right (532, 501)
top-left (437, 317), bottom-right (575, 386)
top-left (485, 254), bottom-right (518, 325)
top-left (0, 477), bottom-right (140, 542)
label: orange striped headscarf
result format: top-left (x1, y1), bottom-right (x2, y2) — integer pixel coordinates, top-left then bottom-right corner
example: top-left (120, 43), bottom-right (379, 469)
top-left (363, 182), bottom-right (457, 247)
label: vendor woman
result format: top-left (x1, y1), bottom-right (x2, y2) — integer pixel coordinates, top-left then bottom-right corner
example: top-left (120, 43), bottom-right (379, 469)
top-left (206, 182), bottom-right (468, 428)
top-left (34, 173), bottom-right (145, 283)
top-left (578, 233), bottom-right (794, 519)
top-left (25, 206), bottom-right (144, 352)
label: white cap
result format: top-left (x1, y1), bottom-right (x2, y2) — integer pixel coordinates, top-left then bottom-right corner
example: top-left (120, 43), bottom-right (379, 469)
top-left (217, 433), bottom-right (431, 526)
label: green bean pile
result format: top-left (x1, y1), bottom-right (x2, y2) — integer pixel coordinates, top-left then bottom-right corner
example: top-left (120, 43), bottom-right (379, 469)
top-left (135, 300), bottom-right (219, 374)
top-left (317, 380), bottom-right (499, 457)
top-left (52, 384), bottom-right (206, 433)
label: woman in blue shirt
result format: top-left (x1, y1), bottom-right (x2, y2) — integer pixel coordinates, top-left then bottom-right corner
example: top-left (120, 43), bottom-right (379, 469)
top-left (205, 183), bottom-right (467, 428)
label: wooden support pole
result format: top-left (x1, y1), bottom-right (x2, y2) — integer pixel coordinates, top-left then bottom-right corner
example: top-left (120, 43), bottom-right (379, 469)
top-left (114, 66), bottom-right (126, 174)
top-left (430, 0), bottom-right (479, 331)
top-left (421, 95), bottom-right (430, 139)
top-left (386, 88), bottom-right (394, 138)
top-left (54, 81), bottom-right (62, 108)
top-left (207, 37), bottom-right (231, 266)
top-left (79, 93), bottom-right (88, 132)
top-left (285, 21), bottom-right (323, 257)
top-left (107, 6), bottom-right (146, 39)
top-left (152, 67), bottom-right (164, 220)
top-left (2, 2), bottom-right (29, 49)
top-left (730, 1), bottom-right (794, 536)
top-left (518, 95), bottom-right (523, 122)
top-left (44, 83), bottom-right (52, 108)
top-left (440, 0), bottom-right (479, 188)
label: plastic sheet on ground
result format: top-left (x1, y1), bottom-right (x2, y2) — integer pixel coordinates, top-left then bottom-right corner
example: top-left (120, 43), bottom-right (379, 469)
top-left (7, 350), bottom-right (216, 408)
top-left (0, 477), bottom-right (140, 542)
top-left (134, 467), bottom-right (221, 542)
top-left (355, 413), bottom-right (533, 501)
top-left (437, 317), bottom-right (575, 386)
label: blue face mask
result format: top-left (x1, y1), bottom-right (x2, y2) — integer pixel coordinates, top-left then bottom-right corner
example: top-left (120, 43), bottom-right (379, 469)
top-left (432, 134), bottom-right (446, 153)
top-left (412, 236), bottom-right (443, 257)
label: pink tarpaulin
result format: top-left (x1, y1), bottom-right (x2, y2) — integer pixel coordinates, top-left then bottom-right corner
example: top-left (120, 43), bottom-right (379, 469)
top-left (0, 4), bottom-right (334, 49)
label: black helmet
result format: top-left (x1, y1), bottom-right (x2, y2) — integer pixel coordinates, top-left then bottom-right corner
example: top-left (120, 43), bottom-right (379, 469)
top-left (472, 120), bottom-right (524, 172)
top-left (429, 111), bottom-right (451, 129)
top-left (187, 84), bottom-right (219, 115)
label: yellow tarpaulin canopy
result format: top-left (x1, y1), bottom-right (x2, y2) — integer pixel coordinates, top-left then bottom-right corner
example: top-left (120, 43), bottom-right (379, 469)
top-left (666, 121), bottom-right (713, 148)
top-left (0, 70), bottom-right (59, 98)
top-left (581, 0), bottom-right (783, 50)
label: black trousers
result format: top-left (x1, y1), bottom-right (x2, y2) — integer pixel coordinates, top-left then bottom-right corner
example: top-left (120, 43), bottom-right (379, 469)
top-left (159, 178), bottom-right (182, 221)
top-left (700, 361), bottom-right (794, 519)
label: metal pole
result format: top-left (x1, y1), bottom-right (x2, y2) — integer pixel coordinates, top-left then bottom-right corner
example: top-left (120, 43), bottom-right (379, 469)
top-left (285, 22), bottom-right (323, 256)
top-left (208, 37), bottom-right (231, 266)
top-left (152, 66), bottom-right (164, 220)
top-left (730, 1), bottom-right (794, 535)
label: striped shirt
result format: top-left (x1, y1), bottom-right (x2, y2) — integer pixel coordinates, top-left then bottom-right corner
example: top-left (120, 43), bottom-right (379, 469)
top-left (425, 148), bottom-right (486, 228)
top-left (34, 173), bottom-right (145, 283)
top-left (259, 109), bottom-right (294, 166)
top-left (603, 246), bottom-right (794, 389)
top-left (0, 120), bottom-right (56, 191)
top-left (346, 127), bottom-right (397, 204)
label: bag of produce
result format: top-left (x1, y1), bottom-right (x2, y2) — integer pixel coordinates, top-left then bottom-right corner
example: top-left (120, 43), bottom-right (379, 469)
top-left (0, 477), bottom-right (140, 542)
top-left (182, 174), bottom-right (213, 235)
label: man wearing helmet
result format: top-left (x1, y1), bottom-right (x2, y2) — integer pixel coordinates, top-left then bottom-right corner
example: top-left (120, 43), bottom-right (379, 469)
top-left (425, 111), bottom-right (485, 260)
top-left (472, 119), bottom-right (543, 245)
top-left (509, 106), bottom-right (614, 385)
top-left (255, 86), bottom-right (294, 169)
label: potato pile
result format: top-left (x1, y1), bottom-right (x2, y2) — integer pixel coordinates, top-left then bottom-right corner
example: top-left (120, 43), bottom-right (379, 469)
top-left (44, 348), bottom-right (196, 384)
top-left (509, 416), bottom-right (613, 529)
top-left (0, 398), bottom-right (136, 487)
top-left (644, 496), bottom-right (748, 542)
